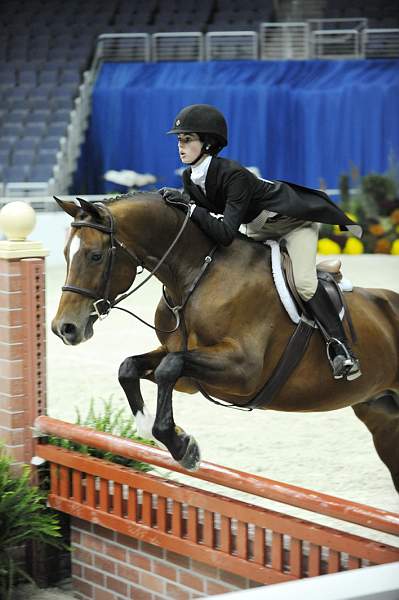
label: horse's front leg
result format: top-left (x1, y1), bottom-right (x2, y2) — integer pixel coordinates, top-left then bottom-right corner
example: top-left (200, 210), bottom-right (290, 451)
top-left (153, 353), bottom-right (201, 471)
top-left (118, 347), bottom-right (167, 441)
top-left (152, 343), bottom-right (260, 471)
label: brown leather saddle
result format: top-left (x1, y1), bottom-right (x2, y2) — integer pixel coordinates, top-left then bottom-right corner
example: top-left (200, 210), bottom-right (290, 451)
top-left (282, 249), bottom-right (346, 321)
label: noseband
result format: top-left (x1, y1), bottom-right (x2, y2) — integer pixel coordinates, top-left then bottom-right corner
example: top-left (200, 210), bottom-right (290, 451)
top-left (62, 201), bottom-right (215, 334)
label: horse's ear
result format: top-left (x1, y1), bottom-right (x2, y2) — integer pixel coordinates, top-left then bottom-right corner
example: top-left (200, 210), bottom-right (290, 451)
top-left (76, 197), bottom-right (102, 220)
top-left (54, 196), bottom-right (79, 217)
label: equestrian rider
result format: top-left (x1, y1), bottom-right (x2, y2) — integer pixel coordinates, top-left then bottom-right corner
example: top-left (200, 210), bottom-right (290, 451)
top-left (159, 104), bottom-right (362, 381)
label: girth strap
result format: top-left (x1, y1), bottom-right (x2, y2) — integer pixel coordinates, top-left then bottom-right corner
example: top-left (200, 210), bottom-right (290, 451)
top-left (193, 317), bottom-right (314, 411)
top-left (243, 317), bottom-right (314, 409)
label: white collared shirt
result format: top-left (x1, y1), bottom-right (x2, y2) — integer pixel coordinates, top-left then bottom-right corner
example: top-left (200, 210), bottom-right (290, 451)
top-left (190, 155), bottom-right (212, 194)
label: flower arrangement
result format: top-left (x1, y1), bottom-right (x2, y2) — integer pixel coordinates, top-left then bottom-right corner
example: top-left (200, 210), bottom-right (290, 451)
top-left (318, 159), bottom-right (399, 255)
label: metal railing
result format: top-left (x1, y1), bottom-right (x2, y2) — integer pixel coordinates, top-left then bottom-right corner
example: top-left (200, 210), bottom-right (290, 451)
top-left (259, 23), bottom-right (310, 60)
top-left (35, 416), bottom-right (399, 585)
top-left (364, 28), bottom-right (399, 58)
top-left (152, 32), bottom-right (204, 62)
top-left (308, 18), bottom-right (367, 58)
top-left (94, 33), bottom-right (151, 64)
top-left (90, 26), bottom-right (399, 66)
top-left (205, 31), bottom-right (258, 60)
top-left (311, 29), bottom-right (363, 59)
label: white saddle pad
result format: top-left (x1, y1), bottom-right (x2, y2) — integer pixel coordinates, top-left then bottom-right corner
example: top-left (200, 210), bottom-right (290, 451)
top-left (265, 240), bottom-right (353, 325)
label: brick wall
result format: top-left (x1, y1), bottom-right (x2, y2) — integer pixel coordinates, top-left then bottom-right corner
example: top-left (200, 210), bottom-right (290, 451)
top-left (72, 518), bottom-right (261, 600)
top-left (0, 257), bottom-right (46, 469)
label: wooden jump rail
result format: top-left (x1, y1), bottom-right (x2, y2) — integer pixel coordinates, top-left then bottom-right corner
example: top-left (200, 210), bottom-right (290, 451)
top-left (35, 416), bottom-right (399, 585)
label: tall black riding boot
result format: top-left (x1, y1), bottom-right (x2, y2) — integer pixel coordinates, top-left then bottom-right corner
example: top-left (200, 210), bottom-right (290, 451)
top-left (305, 283), bottom-right (361, 381)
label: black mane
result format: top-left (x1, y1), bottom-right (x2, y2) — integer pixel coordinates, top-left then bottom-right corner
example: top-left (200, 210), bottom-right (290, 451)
top-left (99, 191), bottom-right (161, 206)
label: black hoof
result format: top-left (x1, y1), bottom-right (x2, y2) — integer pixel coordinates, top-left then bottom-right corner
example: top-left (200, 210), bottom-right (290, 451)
top-left (178, 435), bottom-right (201, 471)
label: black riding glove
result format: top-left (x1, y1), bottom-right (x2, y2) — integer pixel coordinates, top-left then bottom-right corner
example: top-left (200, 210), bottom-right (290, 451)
top-left (159, 188), bottom-right (192, 213)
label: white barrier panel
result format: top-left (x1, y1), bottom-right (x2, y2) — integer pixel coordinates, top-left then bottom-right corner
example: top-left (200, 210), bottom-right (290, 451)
top-left (209, 561), bottom-right (399, 600)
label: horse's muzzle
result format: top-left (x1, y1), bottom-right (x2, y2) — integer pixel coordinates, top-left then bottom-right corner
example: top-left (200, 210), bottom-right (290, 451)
top-left (52, 315), bottom-right (97, 345)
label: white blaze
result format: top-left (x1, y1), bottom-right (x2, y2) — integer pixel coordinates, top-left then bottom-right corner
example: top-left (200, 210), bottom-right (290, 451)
top-left (68, 234), bottom-right (81, 264)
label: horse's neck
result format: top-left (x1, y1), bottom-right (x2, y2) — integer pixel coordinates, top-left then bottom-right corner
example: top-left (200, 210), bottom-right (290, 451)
top-left (115, 198), bottom-right (211, 297)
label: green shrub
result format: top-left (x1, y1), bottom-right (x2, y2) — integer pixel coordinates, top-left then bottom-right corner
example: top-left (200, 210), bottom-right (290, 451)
top-left (48, 398), bottom-right (155, 472)
top-left (0, 448), bottom-right (63, 600)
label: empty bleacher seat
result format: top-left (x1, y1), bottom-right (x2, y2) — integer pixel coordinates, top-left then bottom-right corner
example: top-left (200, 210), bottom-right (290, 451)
top-left (0, 136), bottom-right (19, 150)
top-left (1, 123), bottom-right (24, 137)
top-left (7, 110), bottom-right (29, 123)
top-left (51, 95), bottom-right (74, 110)
top-left (0, 68), bottom-right (17, 89)
top-left (29, 164), bottom-right (54, 182)
top-left (41, 136), bottom-right (61, 150)
top-left (24, 122), bottom-right (47, 137)
top-left (13, 137), bottom-right (40, 151)
top-left (11, 149), bottom-right (36, 165)
top-left (29, 109), bottom-right (52, 123)
top-left (47, 122), bottom-right (68, 137)
top-left (37, 69), bottom-right (59, 85)
top-left (0, 148), bottom-right (10, 166)
top-left (2, 165), bottom-right (30, 183)
top-left (36, 148), bottom-right (58, 163)
top-left (18, 68), bottom-right (37, 86)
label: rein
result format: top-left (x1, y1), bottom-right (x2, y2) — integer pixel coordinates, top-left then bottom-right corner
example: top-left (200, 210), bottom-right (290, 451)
top-left (62, 202), bottom-right (215, 334)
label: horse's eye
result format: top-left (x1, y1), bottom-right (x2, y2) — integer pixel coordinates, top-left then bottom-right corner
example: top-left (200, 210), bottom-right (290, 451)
top-left (91, 252), bottom-right (103, 263)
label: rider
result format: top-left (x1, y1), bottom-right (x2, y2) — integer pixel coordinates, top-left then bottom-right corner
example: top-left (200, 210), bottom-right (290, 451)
top-left (159, 104), bottom-right (362, 381)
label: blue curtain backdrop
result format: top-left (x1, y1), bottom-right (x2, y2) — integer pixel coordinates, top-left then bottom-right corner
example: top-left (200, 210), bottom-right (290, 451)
top-left (77, 59), bottom-right (399, 195)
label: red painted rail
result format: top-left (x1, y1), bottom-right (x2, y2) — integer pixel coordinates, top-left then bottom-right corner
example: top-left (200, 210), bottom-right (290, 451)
top-left (35, 416), bottom-right (399, 537)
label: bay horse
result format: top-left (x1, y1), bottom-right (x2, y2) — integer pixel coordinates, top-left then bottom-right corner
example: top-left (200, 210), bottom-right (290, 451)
top-left (52, 194), bottom-right (399, 491)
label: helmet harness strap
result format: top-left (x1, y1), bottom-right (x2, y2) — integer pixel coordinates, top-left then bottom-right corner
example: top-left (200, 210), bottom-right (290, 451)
top-left (188, 140), bottom-right (211, 166)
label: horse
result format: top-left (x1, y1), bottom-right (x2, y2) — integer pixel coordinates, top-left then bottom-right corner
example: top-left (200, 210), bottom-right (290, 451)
top-left (52, 194), bottom-right (399, 491)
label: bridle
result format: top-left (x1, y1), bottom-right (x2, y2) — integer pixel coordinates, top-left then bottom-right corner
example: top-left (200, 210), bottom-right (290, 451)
top-left (62, 201), bottom-right (215, 333)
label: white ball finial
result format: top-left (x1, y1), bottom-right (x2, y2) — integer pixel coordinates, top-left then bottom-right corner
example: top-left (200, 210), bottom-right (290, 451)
top-left (0, 201), bottom-right (36, 242)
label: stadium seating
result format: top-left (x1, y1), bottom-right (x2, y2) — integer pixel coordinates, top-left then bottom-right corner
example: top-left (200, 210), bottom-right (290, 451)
top-left (0, 0), bottom-right (397, 195)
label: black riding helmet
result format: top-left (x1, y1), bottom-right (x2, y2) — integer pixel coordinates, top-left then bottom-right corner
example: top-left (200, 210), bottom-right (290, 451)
top-left (167, 104), bottom-right (228, 160)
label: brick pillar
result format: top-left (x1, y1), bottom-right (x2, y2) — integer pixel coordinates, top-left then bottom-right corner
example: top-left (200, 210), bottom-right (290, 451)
top-left (0, 201), bottom-right (48, 469)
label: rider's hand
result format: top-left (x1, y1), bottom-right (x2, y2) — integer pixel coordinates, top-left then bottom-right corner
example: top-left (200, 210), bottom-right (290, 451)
top-left (158, 188), bottom-right (192, 213)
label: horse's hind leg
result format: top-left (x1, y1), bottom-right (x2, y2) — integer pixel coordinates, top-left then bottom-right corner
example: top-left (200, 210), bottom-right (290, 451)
top-left (118, 347), bottom-right (167, 441)
top-left (352, 393), bottom-right (399, 493)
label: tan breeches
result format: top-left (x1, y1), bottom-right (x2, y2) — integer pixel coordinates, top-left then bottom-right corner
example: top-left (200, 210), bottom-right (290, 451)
top-left (283, 223), bottom-right (319, 301)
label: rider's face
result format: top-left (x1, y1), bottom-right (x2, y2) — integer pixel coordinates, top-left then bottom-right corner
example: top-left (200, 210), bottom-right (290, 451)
top-left (177, 133), bottom-right (203, 164)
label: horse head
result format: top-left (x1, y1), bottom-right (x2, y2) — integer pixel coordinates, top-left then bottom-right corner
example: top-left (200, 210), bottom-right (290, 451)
top-left (52, 196), bottom-right (138, 345)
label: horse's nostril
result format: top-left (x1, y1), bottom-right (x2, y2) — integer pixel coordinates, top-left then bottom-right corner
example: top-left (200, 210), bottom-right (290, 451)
top-left (61, 322), bottom-right (77, 338)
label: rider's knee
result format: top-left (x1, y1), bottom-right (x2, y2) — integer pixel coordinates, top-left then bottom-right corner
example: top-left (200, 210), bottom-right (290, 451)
top-left (154, 353), bottom-right (184, 385)
top-left (296, 277), bottom-right (318, 302)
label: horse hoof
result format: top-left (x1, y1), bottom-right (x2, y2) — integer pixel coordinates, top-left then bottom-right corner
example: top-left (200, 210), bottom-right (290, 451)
top-left (179, 435), bottom-right (201, 472)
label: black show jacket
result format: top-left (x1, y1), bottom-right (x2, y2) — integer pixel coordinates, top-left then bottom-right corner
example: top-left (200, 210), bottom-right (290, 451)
top-left (183, 157), bottom-right (361, 246)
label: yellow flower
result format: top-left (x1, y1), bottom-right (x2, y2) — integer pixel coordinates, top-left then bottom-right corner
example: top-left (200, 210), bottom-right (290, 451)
top-left (343, 237), bottom-right (364, 254)
top-left (318, 238), bottom-right (341, 255)
top-left (391, 239), bottom-right (399, 255)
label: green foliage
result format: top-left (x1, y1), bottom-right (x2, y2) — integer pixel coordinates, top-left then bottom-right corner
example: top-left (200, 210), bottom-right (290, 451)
top-left (48, 398), bottom-right (155, 472)
top-left (0, 448), bottom-right (63, 599)
top-left (324, 165), bottom-right (399, 254)
top-left (361, 173), bottom-right (397, 216)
